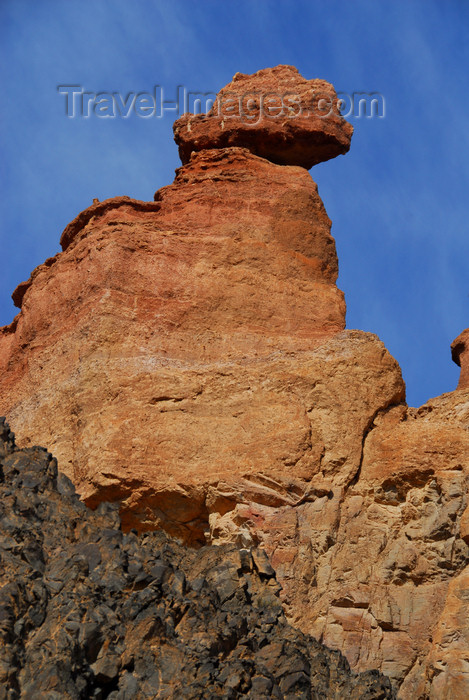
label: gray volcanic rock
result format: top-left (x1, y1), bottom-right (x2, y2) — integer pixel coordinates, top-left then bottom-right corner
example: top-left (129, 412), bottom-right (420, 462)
top-left (0, 419), bottom-right (395, 699)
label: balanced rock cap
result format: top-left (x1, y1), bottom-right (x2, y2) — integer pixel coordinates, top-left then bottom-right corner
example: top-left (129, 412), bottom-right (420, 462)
top-left (173, 65), bottom-right (353, 169)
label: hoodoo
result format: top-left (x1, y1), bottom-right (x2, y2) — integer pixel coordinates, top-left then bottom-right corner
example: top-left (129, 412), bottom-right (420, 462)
top-left (0, 66), bottom-right (357, 541)
top-left (1, 66), bottom-right (468, 698)
top-left (452, 327), bottom-right (469, 389)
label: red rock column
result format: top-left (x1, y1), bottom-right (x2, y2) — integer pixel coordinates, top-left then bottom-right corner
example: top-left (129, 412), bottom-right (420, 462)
top-left (0, 65), bottom-right (354, 540)
top-left (451, 328), bottom-right (469, 389)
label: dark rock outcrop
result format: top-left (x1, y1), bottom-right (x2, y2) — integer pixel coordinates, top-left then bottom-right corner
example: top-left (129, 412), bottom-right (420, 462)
top-left (0, 419), bottom-right (395, 699)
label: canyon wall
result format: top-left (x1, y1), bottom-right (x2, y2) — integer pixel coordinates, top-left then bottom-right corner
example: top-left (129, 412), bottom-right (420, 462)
top-left (1, 66), bottom-right (468, 698)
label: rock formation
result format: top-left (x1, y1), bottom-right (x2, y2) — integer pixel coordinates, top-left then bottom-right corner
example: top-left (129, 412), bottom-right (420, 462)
top-left (173, 65), bottom-right (353, 168)
top-left (452, 328), bottom-right (469, 389)
top-left (0, 66), bottom-right (468, 698)
top-left (0, 420), bottom-right (396, 699)
top-left (0, 66), bottom-right (352, 544)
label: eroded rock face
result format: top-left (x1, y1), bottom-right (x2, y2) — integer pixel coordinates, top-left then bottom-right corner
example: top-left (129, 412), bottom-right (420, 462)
top-left (174, 65), bottom-right (353, 168)
top-left (201, 353), bottom-right (469, 698)
top-left (419, 565), bottom-right (469, 700)
top-left (452, 328), bottom-right (469, 389)
top-left (0, 146), bottom-right (348, 543)
top-left (0, 420), bottom-right (396, 699)
top-left (1, 65), bottom-right (468, 698)
top-left (216, 388), bottom-right (469, 697)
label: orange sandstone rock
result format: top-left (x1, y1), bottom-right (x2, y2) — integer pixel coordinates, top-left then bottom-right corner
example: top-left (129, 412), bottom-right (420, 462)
top-left (417, 566), bottom-right (469, 699)
top-left (174, 65), bottom-right (353, 168)
top-left (0, 141), bottom-right (349, 544)
top-left (1, 66), bottom-right (468, 698)
top-left (212, 386), bottom-right (469, 695)
top-left (452, 327), bottom-right (469, 389)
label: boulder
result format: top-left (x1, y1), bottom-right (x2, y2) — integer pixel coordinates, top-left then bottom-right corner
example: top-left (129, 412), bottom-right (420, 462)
top-left (173, 65), bottom-right (353, 168)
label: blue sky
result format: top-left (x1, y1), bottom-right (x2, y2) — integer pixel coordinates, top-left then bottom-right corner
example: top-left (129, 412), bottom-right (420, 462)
top-left (1, 0), bottom-right (468, 407)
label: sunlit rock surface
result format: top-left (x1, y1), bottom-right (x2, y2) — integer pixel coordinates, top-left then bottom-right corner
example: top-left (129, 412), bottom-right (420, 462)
top-left (1, 66), bottom-right (468, 698)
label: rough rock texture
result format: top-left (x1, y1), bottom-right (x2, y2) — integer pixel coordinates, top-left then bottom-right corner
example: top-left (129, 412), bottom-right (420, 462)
top-left (1, 65), bottom-right (468, 698)
top-left (215, 387), bottom-right (469, 698)
top-left (452, 328), bottom-right (469, 389)
top-left (0, 145), bottom-right (348, 540)
top-left (0, 420), bottom-right (396, 699)
top-left (173, 65), bottom-right (353, 169)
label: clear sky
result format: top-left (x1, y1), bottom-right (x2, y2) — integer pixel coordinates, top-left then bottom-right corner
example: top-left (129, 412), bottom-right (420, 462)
top-left (1, 0), bottom-right (468, 407)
